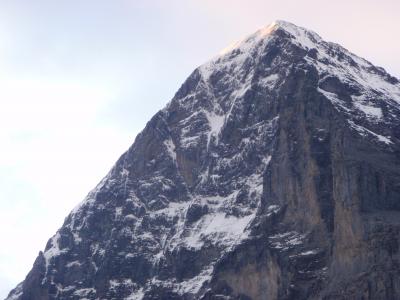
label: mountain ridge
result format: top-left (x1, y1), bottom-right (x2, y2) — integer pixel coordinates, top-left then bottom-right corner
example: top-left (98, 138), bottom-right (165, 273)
top-left (7, 20), bottom-right (400, 300)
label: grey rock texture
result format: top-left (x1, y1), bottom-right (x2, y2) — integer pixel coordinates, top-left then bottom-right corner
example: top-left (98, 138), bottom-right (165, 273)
top-left (7, 20), bottom-right (400, 300)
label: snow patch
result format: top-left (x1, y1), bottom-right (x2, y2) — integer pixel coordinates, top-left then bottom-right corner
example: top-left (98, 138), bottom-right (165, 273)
top-left (348, 120), bottom-right (392, 144)
top-left (150, 201), bottom-right (189, 219)
top-left (180, 135), bottom-right (200, 149)
top-left (275, 20), bottom-right (321, 50)
top-left (72, 231), bottom-right (82, 244)
top-left (115, 206), bottom-right (123, 219)
top-left (317, 88), bottom-right (351, 113)
top-left (66, 261), bottom-right (81, 268)
top-left (73, 288), bottom-right (96, 297)
top-left (164, 138), bottom-right (177, 162)
top-left (260, 73), bottom-right (279, 89)
top-left (204, 111), bottom-right (225, 148)
top-left (183, 212), bottom-right (254, 249)
top-left (266, 204), bottom-right (281, 216)
top-left (269, 231), bottom-right (306, 251)
top-left (126, 288), bottom-right (145, 300)
top-left (174, 266), bottom-right (213, 295)
top-left (43, 232), bottom-right (68, 270)
top-left (120, 168), bottom-right (129, 177)
top-left (353, 100), bottom-right (383, 119)
top-left (298, 250), bottom-right (318, 256)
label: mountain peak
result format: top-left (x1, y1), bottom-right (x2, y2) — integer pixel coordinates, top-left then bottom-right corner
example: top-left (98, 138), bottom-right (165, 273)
top-left (216, 20), bottom-right (321, 57)
top-left (270, 19), bottom-right (309, 33)
top-left (198, 20), bottom-right (400, 129)
top-left (272, 19), bottom-right (314, 32)
top-left (7, 21), bottom-right (400, 300)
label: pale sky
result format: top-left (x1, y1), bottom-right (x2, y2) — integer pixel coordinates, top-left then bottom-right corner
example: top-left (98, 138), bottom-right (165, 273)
top-left (0, 0), bottom-right (399, 297)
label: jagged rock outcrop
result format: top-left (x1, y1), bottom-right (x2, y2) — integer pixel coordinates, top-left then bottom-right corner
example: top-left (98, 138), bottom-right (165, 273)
top-left (7, 20), bottom-right (400, 300)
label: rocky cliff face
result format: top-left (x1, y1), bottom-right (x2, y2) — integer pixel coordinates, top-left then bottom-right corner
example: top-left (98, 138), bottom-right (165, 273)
top-left (7, 20), bottom-right (400, 300)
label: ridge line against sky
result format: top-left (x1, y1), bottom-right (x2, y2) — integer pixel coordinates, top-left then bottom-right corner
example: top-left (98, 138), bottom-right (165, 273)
top-left (0, 0), bottom-right (399, 298)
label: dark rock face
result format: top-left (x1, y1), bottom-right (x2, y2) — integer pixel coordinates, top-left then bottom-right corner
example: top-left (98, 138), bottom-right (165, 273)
top-left (7, 20), bottom-right (400, 300)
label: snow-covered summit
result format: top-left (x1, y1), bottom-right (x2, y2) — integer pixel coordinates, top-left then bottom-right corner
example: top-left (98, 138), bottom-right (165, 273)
top-left (196, 19), bottom-right (400, 145)
top-left (217, 20), bottom-right (322, 57)
top-left (202, 19), bottom-right (398, 86)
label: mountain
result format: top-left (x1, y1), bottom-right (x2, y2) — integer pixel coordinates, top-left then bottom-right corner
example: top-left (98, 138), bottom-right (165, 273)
top-left (7, 20), bottom-right (400, 300)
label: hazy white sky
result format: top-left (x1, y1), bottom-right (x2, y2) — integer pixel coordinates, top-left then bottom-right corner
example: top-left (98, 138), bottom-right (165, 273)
top-left (0, 0), bottom-right (399, 297)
